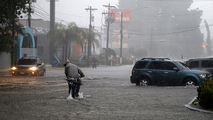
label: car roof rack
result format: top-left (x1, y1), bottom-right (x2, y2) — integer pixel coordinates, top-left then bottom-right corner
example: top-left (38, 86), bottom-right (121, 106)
top-left (141, 58), bottom-right (170, 60)
top-left (187, 57), bottom-right (213, 61)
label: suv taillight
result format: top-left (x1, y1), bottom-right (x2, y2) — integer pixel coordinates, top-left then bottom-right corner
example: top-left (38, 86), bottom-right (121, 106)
top-left (132, 70), bottom-right (135, 75)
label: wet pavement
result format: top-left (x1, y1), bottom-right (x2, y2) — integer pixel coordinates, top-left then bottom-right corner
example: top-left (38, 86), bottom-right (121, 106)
top-left (0, 65), bottom-right (212, 120)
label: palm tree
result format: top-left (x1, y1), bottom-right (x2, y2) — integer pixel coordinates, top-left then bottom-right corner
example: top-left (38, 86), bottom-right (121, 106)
top-left (48, 23), bottom-right (66, 54)
top-left (89, 28), bottom-right (100, 54)
top-left (81, 27), bottom-right (101, 56)
top-left (101, 48), bottom-right (116, 59)
top-left (65, 22), bottom-right (86, 59)
top-left (48, 22), bottom-right (86, 61)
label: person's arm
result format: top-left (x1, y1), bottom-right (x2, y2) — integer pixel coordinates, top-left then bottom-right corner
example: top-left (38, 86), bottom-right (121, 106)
top-left (78, 68), bottom-right (85, 77)
top-left (65, 67), bottom-right (68, 78)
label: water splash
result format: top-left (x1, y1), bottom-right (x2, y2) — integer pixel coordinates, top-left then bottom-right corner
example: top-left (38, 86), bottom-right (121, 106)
top-left (66, 93), bottom-right (73, 100)
top-left (78, 92), bottom-right (84, 99)
top-left (66, 92), bottom-right (84, 100)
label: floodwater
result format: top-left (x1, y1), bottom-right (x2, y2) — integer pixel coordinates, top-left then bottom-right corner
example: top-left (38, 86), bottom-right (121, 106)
top-left (0, 65), bottom-right (212, 120)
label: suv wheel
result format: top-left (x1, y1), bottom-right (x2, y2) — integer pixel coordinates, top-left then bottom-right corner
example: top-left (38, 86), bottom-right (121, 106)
top-left (138, 78), bottom-right (150, 86)
top-left (184, 78), bottom-right (196, 86)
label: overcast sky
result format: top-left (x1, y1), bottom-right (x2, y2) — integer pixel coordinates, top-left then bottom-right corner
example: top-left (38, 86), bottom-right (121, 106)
top-left (190, 0), bottom-right (213, 39)
top-left (29, 0), bottom-right (213, 37)
top-left (30, 0), bottom-right (119, 30)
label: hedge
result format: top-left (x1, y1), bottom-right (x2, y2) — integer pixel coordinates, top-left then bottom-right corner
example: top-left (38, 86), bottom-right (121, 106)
top-left (197, 80), bottom-right (213, 109)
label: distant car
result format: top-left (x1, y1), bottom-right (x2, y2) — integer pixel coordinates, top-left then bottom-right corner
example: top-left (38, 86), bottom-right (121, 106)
top-left (185, 57), bottom-right (213, 75)
top-left (130, 58), bottom-right (211, 86)
top-left (10, 56), bottom-right (46, 76)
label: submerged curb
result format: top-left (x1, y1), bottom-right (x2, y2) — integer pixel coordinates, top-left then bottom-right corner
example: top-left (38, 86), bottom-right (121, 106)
top-left (185, 96), bottom-right (213, 114)
top-left (0, 69), bottom-right (11, 76)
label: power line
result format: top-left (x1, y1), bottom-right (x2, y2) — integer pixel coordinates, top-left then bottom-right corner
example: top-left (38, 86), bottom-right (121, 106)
top-left (32, 3), bottom-right (101, 29)
top-left (127, 22), bottom-right (213, 36)
top-left (35, 3), bottom-right (49, 15)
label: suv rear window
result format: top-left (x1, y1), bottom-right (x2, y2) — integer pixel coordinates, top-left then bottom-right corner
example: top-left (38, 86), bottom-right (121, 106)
top-left (148, 61), bottom-right (176, 70)
top-left (135, 61), bottom-right (148, 69)
top-left (201, 60), bottom-right (213, 68)
top-left (148, 61), bottom-right (161, 69)
top-left (188, 61), bottom-right (199, 68)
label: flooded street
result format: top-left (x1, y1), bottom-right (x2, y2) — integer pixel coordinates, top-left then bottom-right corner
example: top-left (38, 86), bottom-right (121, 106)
top-left (1, 0), bottom-right (213, 119)
top-left (0, 65), bottom-right (212, 120)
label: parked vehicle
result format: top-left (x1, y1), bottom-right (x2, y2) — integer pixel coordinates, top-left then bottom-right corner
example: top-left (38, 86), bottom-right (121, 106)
top-left (185, 57), bottom-right (213, 75)
top-left (130, 58), bottom-right (211, 86)
top-left (10, 56), bottom-right (46, 76)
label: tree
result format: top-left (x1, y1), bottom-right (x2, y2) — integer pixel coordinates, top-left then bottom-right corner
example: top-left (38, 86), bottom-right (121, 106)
top-left (84, 28), bottom-right (100, 54)
top-left (65, 22), bottom-right (87, 59)
top-left (134, 48), bottom-right (147, 59)
top-left (48, 23), bottom-right (66, 54)
top-left (48, 22), bottom-right (93, 60)
top-left (0, 0), bottom-right (28, 53)
top-left (48, 22), bottom-right (101, 62)
top-left (204, 20), bottom-right (211, 56)
top-left (127, 46), bottom-right (135, 58)
top-left (101, 48), bottom-right (116, 59)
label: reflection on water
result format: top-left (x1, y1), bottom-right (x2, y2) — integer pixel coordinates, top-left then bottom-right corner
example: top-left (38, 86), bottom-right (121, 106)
top-left (0, 76), bottom-right (39, 88)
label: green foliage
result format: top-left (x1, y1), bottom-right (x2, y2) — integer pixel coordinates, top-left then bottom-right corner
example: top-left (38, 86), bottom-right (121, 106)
top-left (73, 62), bottom-right (87, 67)
top-left (0, 34), bottom-right (11, 53)
top-left (90, 28), bottom-right (101, 53)
top-left (48, 22), bottom-right (101, 57)
top-left (102, 48), bottom-right (116, 58)
top-left (122, 57), bottom-right (132, 65)
top-left (135, 48), bottom-right (147, 58)
top-left (0, 0), bottom-right (28, 53)
top-left (67, 58), bottom-right (87, 67)
top-left (197, 80), bottom-right (213, 109)
top-left (56, 58), bottom-right (87, 67)
top-left (127, 47), bottom-right (135, 56)
top-left (0, 0), bottom-right (28, 23)
top-left (48, 23), bottom-right (67, 54)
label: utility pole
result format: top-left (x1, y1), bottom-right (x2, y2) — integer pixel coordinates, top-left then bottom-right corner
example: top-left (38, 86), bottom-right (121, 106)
top-left (28, 0), bottom-right (31, 28)
top-left (49, 0), bottom-right (55, 65)
top-left (50, 0), bottom-right (55, 30)
top-left (204, 20), bottom-right (211, 56)
top-left (102, 3), bottom-right (116, 65)
top-left (120, 11), bottom-right (123, 65)
top-left (28, 0), bottom-right (37, 28)
top-left (85, 6), bottom-right (97, 66)
top-left (11, 0), bottom-right (16, 66)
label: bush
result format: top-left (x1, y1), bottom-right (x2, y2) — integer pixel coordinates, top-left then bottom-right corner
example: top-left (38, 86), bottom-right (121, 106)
top-left (74, 62), bottom-right (87, 67)
top-left (122, 57), bottom-right (132, 65)
top-left (197, 80), bottom-right (213, 109)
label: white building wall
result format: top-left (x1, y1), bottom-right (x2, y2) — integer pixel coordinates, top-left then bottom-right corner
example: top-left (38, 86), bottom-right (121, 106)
top-left (0, 53), bottom-right (10, 69)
